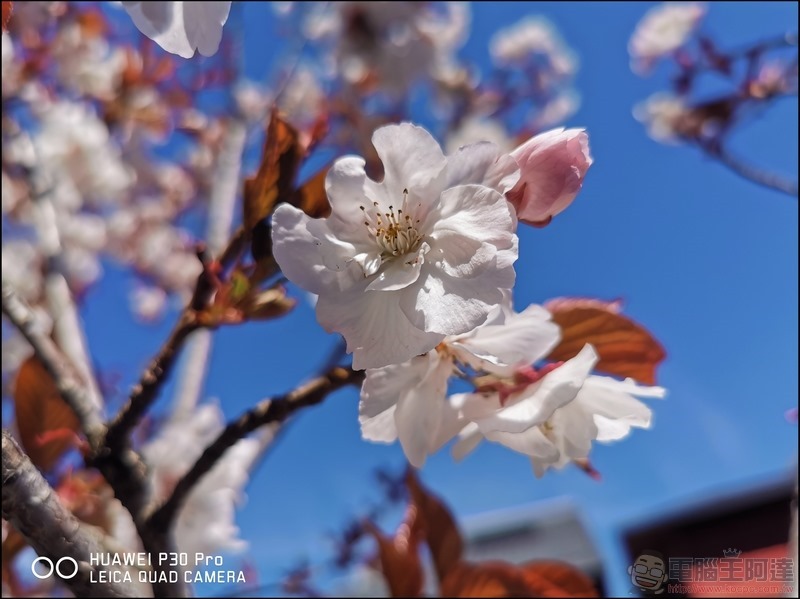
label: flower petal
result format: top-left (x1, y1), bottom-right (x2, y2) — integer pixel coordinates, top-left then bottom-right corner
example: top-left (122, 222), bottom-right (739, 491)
top-left (272, 204), bottom-right (360, 295)
top-left (445, 141), bottom-right (520, 194)
top-left (484, 426), bottom-right (559, 460)
top-left (451, 421), bottom-right (483, 461)
top-left (371, 123), bottom-right (447, 204)
top-left (393, 353), bottom-right (451, 467)
top-left (123, 2), bottom-right (231, 59)
top-left (453, 304), bottom-right (561, 375)
top-left (474, 344), bottom-right (598, 434)
top-left (435, 184), bottom-right (517, 245)
top-left (508, 128), bottom-right (592, 225)
top-left (365, 243), bottom-right (427, 292)
top-left (428, 232), bottom-right (496, 279)
top-left (400, 264), bottom-right (511, 337)
top-left (325, 155), bottom-right (375, 243)
top-left (316, 284), bottom-right (445, 370)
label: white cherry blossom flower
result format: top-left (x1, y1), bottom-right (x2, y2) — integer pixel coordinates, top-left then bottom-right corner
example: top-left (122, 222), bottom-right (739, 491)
top-left (34, 101), bottom-right (134, 207)
top-left (273, 123), bottom-right (520, 370)
top-left (629, 3), bottom-right (706, 74)
top-left (121, 1), bottom-right (232, 59)
top-left (302, 2), bottom-right (469, 94)
top-left (634, 93), bottom-right (690, 143)
top-left (142, 401), bottom-right (260, 555)
top-left (452, 345), bottom-right (666, 476)
top-left (490, 17), bottom-right (577, 78)
top-left (445, 116), bottom-right (512, 154)
top-left (359, 303), bottom-right (560, 467)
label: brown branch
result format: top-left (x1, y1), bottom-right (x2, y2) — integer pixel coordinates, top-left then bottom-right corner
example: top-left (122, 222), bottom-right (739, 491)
top-left (146, 367), bottom-right (364, 531)
top-left (698, 139), bottom-right (799, 197)
top-left (1, 283), bottom-right (105, 445)
top-left (105, 312), bottom-right (202, 449)
top-left (2, 430), bottom-right (139, 598)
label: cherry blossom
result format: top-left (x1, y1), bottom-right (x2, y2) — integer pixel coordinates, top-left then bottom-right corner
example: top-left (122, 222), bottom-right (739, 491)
top-left (506, 128), bottom-right (593, 226)
top-left (33, 101), bottom-right (134, 208)
top-left (629, 3), bottom-right (706, 74)
top-left (359, 303), bottom-right (560, 467)
top-left (121, 1), bottom-right (232, 59)
top-left (302, 2), bottom-right (469, 94)
top-left (273, 122), bottom-right (520, 369)
top-left (452, 345), bottom-right (666, 477)
top-left (142, 402), bottom-right (261, 555)
top-left (633, 93), bottom-right (691, 143)
top-left (490, 17), bottom-right (577, 78)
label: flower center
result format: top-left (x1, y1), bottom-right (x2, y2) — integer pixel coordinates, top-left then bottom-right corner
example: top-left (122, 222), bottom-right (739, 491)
top-left (360, 188), bottom-right (422, 258)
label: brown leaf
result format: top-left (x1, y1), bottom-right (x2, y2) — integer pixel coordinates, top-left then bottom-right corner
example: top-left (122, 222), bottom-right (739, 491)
top-left (405, 469), bottom-right (463, 582)
top-left (13, 356), bottom-right (81, 472)
top-left (1, 523), bottom-right (27, 566)
top-left (243, 110), bottom-right (303, 232)
top-left (1, 1), bottom-right (11, 33)
top-left (520, 561), bottom-right (599, 597)
top-left (440, 561), bottom-right (531, 598)
top-left (1, 522), bottom-right (28, 596)
top-left (292, 165), bottom-right (331, 219)
top-left (364, 506), bottom-right (425, 598)
top-left (545, 297), bottom-right (666, 385)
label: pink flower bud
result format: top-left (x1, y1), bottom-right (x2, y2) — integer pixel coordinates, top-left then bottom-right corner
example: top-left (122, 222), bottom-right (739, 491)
top-left (507, 128), bottom-right (592, 227)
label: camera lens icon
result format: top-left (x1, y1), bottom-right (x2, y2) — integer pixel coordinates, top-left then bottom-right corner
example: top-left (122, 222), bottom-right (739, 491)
top-left (31, 556), bottom-right (79, 580)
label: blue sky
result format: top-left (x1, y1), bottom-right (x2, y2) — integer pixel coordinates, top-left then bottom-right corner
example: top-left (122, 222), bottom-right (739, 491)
top-left (79, 2), bottom-right (798, 596)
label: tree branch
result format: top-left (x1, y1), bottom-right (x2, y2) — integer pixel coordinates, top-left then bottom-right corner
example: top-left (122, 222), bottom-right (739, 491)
top-left (105, 312), bottom-right (201, 450)
top-left (146, 367), bottom-right (364, 530)
top-left (699, 140), bottom-right (799, 197)
top-left (1, 283), bottom-right (105, 445)
top-left (2, 430), bottom-right (140, 598)
top-left (2, 282), bottom-right (155, 581)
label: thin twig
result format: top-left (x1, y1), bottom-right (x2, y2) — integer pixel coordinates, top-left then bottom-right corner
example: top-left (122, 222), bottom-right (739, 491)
top-left (105, 312), bottom-right (201, 449)
top-left (1, 283), bottom-right (105, 444)
top-left (699, 140), bottom-right (799, 197)
top-left (2, 430), bottom-right (140, 598)
top-left (146, 367), bottom-right (364, 530)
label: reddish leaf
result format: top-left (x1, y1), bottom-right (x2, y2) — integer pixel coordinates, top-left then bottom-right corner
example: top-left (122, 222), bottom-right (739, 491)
top-left (520, 561), bottom-right (599, 597)
top-left (545, 297), bottom-right (666, 385)
top-left (243, 110), bottom-right (303, 232)
top-left (1, 1), bottom-right (11, 33)
top-left (1, 523), bottom-right (27, 566)
top-left (13, 356), bottom-right (80, 472)
top-left (292, 165), bottom-right (331, 219)
top-left (364, 505), bottom-right (425, 598)
top-left (440, 561), bottom-right (532, 598)
top-left (405, 469), bottom-right (463, 583)
top-left (1, 522), bottom-right (28, 595)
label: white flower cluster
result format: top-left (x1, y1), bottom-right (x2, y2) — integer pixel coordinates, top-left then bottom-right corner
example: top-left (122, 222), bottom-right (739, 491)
top-left (272, 122), bottom-right (663, 475)
top-left (629, 3), bottom-right (706, 74)
top-left (142, 402), bottom-right (261, 556)
top-left (302, 1), bottom-right (470, 94)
